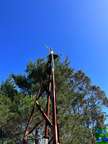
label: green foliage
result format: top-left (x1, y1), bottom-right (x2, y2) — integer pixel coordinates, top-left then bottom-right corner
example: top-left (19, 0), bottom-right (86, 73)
top-left (0, 57), bottom-right (108, 144)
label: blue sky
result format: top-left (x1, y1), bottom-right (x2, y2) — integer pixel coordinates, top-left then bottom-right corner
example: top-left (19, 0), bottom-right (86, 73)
top-left (0, 0), bottom-right (108, 98)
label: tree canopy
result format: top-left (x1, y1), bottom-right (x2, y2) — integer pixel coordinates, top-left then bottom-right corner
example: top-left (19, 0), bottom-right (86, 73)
top-left (0, 57), bottom-right (108, 144)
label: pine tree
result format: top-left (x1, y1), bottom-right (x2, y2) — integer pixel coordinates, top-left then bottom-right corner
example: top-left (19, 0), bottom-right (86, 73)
top-left (0, 57), bottom-right (108, 144)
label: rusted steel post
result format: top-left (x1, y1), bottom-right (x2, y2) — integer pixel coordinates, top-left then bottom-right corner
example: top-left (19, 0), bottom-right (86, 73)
top-left (35, 100), bottom-right (52, 127)
top-left (57, 124), bottom-right (60, 144)
top-left (50, 50), bottom-right (59, 144)
top-left (44, 80), bottom-right (51, 144)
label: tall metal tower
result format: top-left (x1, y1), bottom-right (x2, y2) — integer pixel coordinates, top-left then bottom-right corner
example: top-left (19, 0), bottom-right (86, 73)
top-left (23, 49), bottom-right (60, 144)
top-left (44, 49), bottom-right (60, 144)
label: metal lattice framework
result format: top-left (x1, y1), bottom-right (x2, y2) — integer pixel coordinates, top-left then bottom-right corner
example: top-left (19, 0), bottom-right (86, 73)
top-left (23, 49), bottom-right (60, 144)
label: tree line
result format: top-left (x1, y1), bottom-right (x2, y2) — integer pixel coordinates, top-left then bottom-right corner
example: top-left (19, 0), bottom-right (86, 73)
top-left (0, 57), bottom-right (108, 144)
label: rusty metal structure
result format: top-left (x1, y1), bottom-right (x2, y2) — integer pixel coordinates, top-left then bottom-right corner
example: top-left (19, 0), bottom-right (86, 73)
top-left (23, 49), bottom-right (60, 144)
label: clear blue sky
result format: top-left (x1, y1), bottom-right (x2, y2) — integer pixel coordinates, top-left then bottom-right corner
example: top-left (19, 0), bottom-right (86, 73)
top-left (0, 0), bottom-right (108, 97)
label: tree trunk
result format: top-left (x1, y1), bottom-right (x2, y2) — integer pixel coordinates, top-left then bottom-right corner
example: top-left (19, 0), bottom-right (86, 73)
top-left (23, 129), bottom-right (29, 144)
